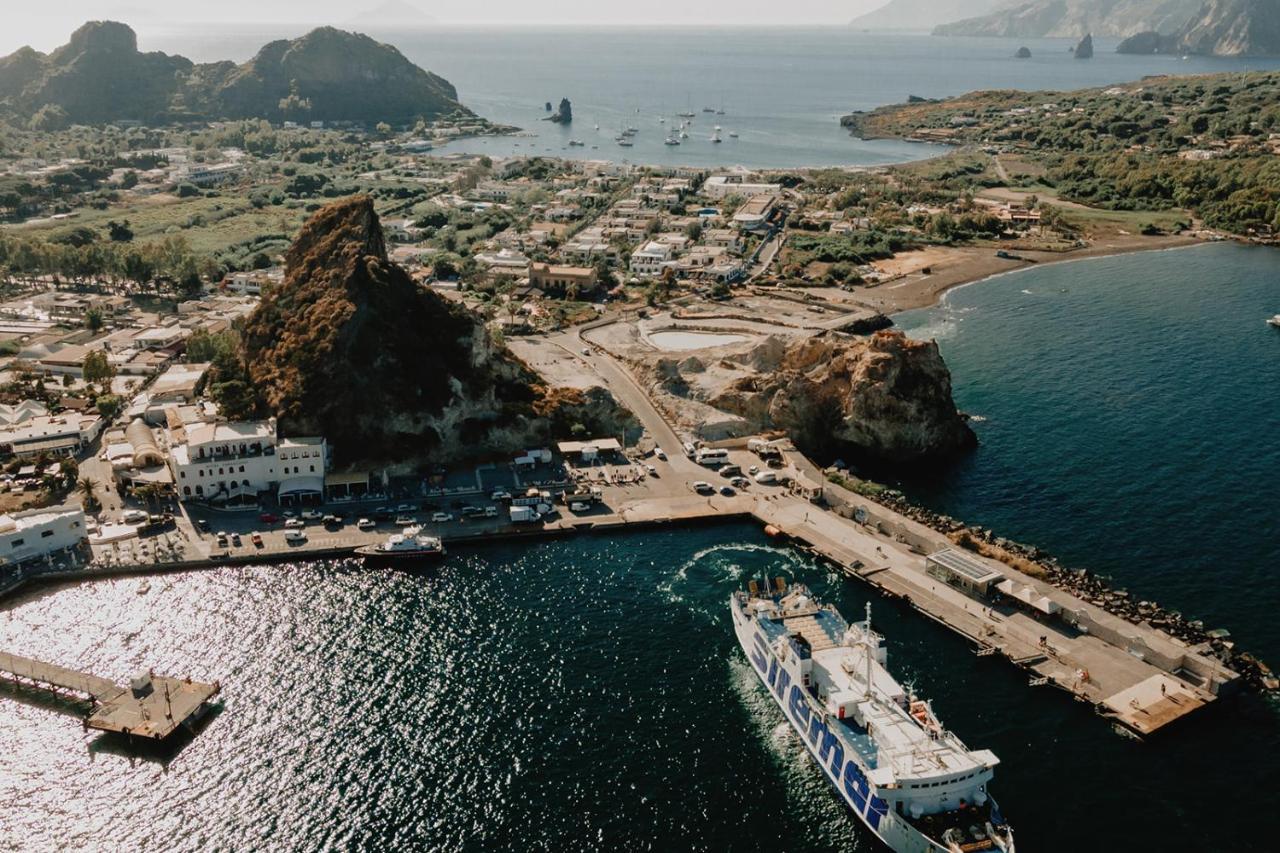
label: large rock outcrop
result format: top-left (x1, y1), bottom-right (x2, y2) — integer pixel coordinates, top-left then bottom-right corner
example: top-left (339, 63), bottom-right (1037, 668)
top-left (0, 21), bottom-right (467, 126)
top-left (239, 197), bottom-right (628, 466)
top-left (709, 331), bottom-right (976, 465)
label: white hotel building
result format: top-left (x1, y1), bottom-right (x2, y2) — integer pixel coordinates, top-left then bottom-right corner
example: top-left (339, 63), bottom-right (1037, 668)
top-left (168, 419), bottom-right (327, 505)
top-left (0, 505), bottom-right (88, 568)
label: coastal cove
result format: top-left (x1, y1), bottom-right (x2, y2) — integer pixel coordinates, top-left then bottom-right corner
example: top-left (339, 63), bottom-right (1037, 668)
top-left (143, 26), bottom-right (1280, 169)
top-left (895, 241), bottom-right (1280, 670)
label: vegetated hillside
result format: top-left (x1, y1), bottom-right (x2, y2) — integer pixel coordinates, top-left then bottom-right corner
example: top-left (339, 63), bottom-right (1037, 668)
top-left (237, 196), bottom-right (628, 465)
top-left (935, 0), bottom-right (1201, 39)
top-left (841, 71), bottom-right (1280, 233)
top-left (0, 21), bottom-right (467, 127)
top-left (850, 0), bottom-right (1005, 31)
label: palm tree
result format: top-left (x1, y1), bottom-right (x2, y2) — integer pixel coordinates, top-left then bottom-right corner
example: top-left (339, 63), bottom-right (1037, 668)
top-left (78, 477), bottom-right (100, 512)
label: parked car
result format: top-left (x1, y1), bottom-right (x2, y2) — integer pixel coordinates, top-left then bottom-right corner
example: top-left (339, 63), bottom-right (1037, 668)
top-left (356, 518), bottom-right (376, 530)
top-left (484, 506), bottom-right (499, 518)
top-left (284, 518), bottom-right (305, 529)
top-left (720, 485), bottom-right (736, 497)
top-left (647, 464), bottom-right (658, 476)
top-left (693, 481), bottom-right (714, 495)
top-left (323, 515), bottom-right (342, 528)
top-left (196, 519), bottom-right (211, 533)
top-left (215, 531), bottom-right (228, 546)
top-left (259, 513), bottom-right (280, 524)
top-left (732, 477), bottom-right (751, 489)
top-left (655, 448), bottom-right (667, 461)
top-left (753, 471), bottom-right (778, 485)
top-left (231, 533), bottom-right (242, 546)
top-left (251, 532), bottom-right (263, 547)
top-left (430, 512), bottom-right (454, 523)
top-left (396, 503), bottom-right (414, 513)
top-left (394, 515), bottom-right (416, 526)
top-left (122, 509), bottom-right (148, 525)
top-left (490, 490), bottom-right (512, 501)
top-left (569, 501), bottom-right (592, 513)
top-left (284, 529), bottom-right (306, 544)
top-left (300, 509), bottom-right (322, 520)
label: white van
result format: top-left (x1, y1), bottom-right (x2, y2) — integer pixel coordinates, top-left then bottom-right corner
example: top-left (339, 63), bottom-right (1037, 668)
top-left (753, 470), bottom-right (778, 485)
top-left (696, 448), bottom-right (729, 467)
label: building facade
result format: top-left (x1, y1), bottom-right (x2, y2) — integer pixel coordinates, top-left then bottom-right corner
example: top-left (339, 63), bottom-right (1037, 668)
top-left (168, 419), bottom-right (327, 504)
top-left (0, 505), bottom-right (88, 568)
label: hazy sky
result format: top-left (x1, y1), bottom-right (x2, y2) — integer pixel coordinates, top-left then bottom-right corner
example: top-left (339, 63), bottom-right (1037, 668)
top-left (5, 1), bottom-right (891, 52)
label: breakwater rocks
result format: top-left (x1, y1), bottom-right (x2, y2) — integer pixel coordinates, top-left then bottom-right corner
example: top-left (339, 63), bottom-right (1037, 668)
top-left (867, 485), bottom-right (1277, 692)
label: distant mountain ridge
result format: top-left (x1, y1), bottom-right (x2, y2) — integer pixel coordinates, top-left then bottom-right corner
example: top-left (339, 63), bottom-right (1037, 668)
top-left (934, 0), bottom-right (1202, 39)
top-left (1173, 0), bottom-right (1280, 56)
top-left (850, 0), bottom-right (1006, 31)
top-left (0, 21), bottom-right (467, 126)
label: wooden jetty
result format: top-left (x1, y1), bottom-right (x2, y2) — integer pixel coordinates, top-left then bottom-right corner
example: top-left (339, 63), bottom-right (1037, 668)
top-left (0, 650), bottom-right (220, 740)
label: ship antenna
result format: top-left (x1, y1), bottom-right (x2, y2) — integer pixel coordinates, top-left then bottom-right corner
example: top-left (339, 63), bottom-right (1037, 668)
top-left (864, 601), bottom-right (873, 702)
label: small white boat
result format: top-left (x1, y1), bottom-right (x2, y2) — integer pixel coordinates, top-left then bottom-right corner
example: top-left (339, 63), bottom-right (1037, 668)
top-left (728, 131), bottom-right (739, 138)
top-left (710, 131), bottom-right (722, 143)
top-left (1268, 314), bottom-right (1280, 328)
top-left (679, 130), bottom-right (688, 139)
top-left (355, 526), bottom-right (446, 562)
top-left (664, 137), bottom-right (680, 146)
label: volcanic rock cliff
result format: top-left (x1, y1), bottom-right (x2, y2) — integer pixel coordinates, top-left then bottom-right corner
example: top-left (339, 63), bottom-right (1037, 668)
top-left (0, 21), bottom-right (467, 125)
top-left (240, 197), bottom-right (628, 466)
top-left (706, 331), bottom-right (976, 464)
top-left (935, 0), bottom-right (1202, 39)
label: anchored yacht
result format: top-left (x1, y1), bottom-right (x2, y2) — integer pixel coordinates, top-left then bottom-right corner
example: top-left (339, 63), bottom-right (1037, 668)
top-left (731, 581), bottom-right (1015, 853)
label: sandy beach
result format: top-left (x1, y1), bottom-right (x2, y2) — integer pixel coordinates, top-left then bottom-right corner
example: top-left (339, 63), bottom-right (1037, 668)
top-left (843, 233), bottom-right (1207, 314)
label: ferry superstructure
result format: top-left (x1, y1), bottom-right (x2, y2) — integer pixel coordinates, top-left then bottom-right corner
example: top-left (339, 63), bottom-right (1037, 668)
top-left (730, 580), bottom-right (1015, 853)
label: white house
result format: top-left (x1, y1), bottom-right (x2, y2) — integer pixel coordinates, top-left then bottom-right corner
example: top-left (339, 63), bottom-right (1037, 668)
top-left (701, 175), bottom-right (782, 200)
top-left (0, 413), bottom-right (104, 458)
top-left (168, 419), bottom-right (327, 505)
top-left (0, 505), bottom-right (88, 567)
top-left (630, 241), bottom-right (675, 278)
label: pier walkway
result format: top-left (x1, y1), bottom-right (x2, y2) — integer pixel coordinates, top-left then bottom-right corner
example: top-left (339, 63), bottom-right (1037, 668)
top-left (0, 650), bottom-right (220, 740)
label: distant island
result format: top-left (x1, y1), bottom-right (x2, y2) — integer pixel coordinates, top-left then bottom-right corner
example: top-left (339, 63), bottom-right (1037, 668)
top-left (932, 0), bottom-right (1279, 56)
top-left (0, 21), bottom-right (469, 127)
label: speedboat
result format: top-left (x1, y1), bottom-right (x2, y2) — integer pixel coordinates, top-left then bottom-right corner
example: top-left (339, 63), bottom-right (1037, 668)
top-left (1268, 314), bottom-right (1280, 328)
top-left (664, 136), bottom-right (681, 146)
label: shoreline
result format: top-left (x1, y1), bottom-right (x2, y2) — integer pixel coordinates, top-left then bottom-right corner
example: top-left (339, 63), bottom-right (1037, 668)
top-left (845, 234), bottom-right (1211, 317)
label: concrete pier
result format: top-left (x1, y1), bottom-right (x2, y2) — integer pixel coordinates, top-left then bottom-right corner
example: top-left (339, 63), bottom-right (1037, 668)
top-left (0, 650), bottom-right (220, 740)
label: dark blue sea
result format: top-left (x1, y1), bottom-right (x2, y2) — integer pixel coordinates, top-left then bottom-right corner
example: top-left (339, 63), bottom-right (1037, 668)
top-left (2, 243), bottom-right (1279, 851)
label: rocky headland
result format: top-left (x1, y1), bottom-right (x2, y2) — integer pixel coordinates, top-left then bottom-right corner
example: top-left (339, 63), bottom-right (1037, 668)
top-left (0, 21), bottom-right (469, 126)
top-left (626, 328), bottom-right (975, 465)
top-left (236, 197), bottom-right (631, 467)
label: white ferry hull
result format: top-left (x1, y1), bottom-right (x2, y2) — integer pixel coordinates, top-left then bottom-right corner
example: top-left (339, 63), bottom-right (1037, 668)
top-left (732, 600), bottom-right (959, 853)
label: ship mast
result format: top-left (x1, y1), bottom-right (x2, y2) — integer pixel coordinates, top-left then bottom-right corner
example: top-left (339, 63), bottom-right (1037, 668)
top-left (864, 602), bottom-right (873, 702)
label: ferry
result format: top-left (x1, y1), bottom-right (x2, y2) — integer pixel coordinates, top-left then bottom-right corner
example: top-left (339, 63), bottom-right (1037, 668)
top-left (731, 580), bottom-right (1015, 853)
top-left (355, 526), bottom-right (445, 562)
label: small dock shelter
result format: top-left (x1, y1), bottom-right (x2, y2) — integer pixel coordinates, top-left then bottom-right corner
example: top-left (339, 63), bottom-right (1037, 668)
top-left (556, 438), bottom-right (621, 462)
top-left (925, 548), bottom-right (1004, 596)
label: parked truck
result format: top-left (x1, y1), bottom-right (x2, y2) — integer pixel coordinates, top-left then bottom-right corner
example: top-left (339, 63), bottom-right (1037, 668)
top-left (509, 505), bottom-right (541, 524)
